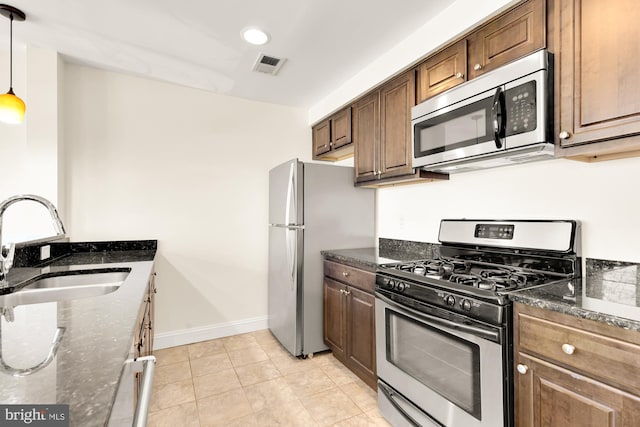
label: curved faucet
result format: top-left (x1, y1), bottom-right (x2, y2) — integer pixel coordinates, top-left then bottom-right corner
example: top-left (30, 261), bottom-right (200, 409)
top-left (0, 326), bottom-right (65, 377)
top-left (0, 194), bottom-right (66, 287)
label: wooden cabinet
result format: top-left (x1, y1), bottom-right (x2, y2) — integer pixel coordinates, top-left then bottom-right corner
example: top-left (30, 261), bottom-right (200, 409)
top-left (467, 0), bottom-right (545, 80)
top-left (514, 303), bottom-right (640, 426)
top-left (553, 0), bottom-right (640, 161)
top-left (415, 0), bottom-right (545, 103)
top-left (354, 71), bottom-right (416, 184)
top-left (323, 260), bottom-right (376, 389)
top-left (312, 107), bottom-right (353, 161)
top-left (134, 271), bottom-right (156, 401)
top-left (417, 40), bottom-right (467, 104)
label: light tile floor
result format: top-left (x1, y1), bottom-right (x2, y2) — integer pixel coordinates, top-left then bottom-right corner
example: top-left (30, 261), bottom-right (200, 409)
top-left (148, 329), bottom-right (392, 427)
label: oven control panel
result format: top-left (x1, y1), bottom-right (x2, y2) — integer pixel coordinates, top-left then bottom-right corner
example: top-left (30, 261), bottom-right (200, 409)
top-left (376, 274), bottom-right (505, 325)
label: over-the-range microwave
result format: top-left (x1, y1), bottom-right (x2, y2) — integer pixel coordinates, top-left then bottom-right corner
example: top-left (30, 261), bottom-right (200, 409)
top-left (411, 49), bottom-right (554, 174)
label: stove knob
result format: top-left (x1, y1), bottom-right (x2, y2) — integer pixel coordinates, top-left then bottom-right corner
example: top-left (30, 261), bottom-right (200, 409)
top-left (397, 282), bottom-right (405, 292)
top-left (444, 295), bottom-right (456, 306)
top-left (387, 279), bottom-right (396, 290)
top-left (460, 299), bottom-right (472, 312)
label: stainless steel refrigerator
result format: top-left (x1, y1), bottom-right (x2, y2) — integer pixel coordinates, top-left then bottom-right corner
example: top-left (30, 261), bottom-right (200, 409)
top-left (268, 159), bottom-right (374, 357)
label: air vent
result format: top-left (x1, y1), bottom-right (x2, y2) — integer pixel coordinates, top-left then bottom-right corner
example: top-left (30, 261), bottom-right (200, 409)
top-left (252, 53), bottom-right (286, 75)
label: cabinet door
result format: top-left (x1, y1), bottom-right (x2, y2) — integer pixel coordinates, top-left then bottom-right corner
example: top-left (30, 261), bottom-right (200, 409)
top-left (515, 353), bottom-right (640, 427)
top-left (346, 286), bottom-right (376, 389)
top-left (556, 0), bottom-right (640, 149)
top-left (147, 272), bottom-right (156, 355)
top-left (323, 278), bottom-right (346, 361)
top-left (331, 107), bottom-right (352, 150)
top-left (379, 71), bottom-right (415, 179)
top-left (467, 0), bottom-right (545, 79)
top-left (353, 92), bottom-right (379, 183)
top-left (313, 119), bottom-right (332, 157)
top-left (417, 40), bottom-right (467, 103)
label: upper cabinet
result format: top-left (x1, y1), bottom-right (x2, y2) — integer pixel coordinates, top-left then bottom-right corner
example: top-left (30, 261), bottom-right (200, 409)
top-left (311, 0), bottom-right (550, 185)
top-left (312, 107), bottom-right (353, 161)
top-left (416, 40), bottom-right (467, 104)
top-left (354, 71), bottom-right (426, 185)
top-left (467, 0), bottom-right (545, 79)
top-left (553, 0), bottom-right (640, 160)
top-left (415, 0), bottom-right (545, 103)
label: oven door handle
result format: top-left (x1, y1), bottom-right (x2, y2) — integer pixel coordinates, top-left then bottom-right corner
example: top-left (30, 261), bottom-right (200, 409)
top-left (379, 381), bottom-right (444, 427)
top-left (376, 292), bottom-right (501, 343)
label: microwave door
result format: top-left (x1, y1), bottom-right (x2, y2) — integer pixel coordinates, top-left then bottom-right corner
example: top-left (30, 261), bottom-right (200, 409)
top-left (412, 87), bottom-right (506, 168)
top-left (503, 69), bottom-right (548, 149)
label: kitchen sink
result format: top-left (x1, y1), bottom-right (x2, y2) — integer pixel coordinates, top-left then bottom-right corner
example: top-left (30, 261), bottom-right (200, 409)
top-left (0, 269), bottom-right (130, 308)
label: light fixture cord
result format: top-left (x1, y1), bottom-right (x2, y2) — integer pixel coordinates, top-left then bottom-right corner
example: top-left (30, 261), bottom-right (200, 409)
top-left (8, 13), bottom-right (13, 91)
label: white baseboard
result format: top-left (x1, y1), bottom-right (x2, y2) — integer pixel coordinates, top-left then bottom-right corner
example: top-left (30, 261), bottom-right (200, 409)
top-left (153, 315), bottom-right (269, 350)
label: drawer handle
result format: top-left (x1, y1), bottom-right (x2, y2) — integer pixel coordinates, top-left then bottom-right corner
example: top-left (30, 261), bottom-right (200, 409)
top-left (561, 343), bottom-right (575, 355)
top-left (342, 271), bottom-right (350, 277)
top-left (516, 364), bottom-right (528, 375)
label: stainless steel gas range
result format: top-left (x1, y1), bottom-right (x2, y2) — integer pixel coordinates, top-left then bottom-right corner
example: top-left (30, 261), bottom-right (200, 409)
top-left (375, 219), bottom-right (581, 427)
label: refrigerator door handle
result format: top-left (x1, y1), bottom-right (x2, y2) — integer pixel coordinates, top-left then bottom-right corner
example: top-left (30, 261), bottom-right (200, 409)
top-left (285, 162), bottom-right (296, 226)
top-left (285, 228), bottom-right (297, 290)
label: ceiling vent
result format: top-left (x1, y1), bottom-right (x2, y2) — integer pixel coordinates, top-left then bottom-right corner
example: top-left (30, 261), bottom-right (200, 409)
top-left (252, 53), bottom-right (286, 75)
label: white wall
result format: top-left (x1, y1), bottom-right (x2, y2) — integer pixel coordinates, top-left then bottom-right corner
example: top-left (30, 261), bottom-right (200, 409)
top-left (62, 64), bottom-right (310, 338)
top-left (0, 47), bottom-right (64, 243)
top-left (378, 157), bottom-right (640, 263)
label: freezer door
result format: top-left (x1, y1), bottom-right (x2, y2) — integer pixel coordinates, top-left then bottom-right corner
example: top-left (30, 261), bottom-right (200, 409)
top-left (269, 159), bottom-right (303, 226)
top-left (268, 225), bottom-right (303, 356)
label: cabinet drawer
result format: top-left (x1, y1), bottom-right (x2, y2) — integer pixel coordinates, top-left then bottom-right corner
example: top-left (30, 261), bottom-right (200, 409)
top-left (324, 260), bottom-right (374, 293)
top-left (518, 311), bottom-right (640, 395)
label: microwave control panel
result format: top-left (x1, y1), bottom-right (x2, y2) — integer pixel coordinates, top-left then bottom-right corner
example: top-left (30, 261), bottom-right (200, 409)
top-left (505, 81), bottom-right (537, 136)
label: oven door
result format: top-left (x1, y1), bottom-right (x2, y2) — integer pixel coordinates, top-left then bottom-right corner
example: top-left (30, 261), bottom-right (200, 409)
top-left (375, 292), bottom-right (507, 427)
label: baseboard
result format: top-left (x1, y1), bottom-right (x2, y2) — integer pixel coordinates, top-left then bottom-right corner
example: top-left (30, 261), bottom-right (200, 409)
top-left (153, 315), bottom-right (269, 350)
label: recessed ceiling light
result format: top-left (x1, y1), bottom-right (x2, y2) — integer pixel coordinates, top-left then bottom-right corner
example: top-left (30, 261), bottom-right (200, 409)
top-left (241, 27), bottom-right (270, 46)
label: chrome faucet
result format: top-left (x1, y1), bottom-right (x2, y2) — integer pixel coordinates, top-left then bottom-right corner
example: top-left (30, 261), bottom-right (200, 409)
top-left (0, 194), bottom-right (66, 287)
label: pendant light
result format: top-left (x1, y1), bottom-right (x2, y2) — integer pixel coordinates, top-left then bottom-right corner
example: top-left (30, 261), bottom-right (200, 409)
top-left (0, 5), bottom-right (26, 125)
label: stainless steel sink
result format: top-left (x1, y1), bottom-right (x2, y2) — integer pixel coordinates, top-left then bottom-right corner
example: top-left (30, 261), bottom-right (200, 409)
top-left (0, 269), bottom-right (130, 308)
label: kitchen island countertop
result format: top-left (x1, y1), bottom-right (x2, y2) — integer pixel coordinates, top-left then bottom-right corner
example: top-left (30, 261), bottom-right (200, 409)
top-left (0, 240), bottom-right (156, 426)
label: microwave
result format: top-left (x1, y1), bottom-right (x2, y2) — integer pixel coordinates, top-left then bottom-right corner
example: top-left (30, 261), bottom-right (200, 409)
top-left (411, 50), bottom-right (554, 173)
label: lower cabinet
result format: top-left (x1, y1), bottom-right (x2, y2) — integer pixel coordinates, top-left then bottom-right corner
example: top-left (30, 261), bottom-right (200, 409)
top-left (323, 260), bottom-right (376, 389)
top-left (134, 271), bottom-right (156, 402)
top-left (514, 303), bottom-right (640, 426)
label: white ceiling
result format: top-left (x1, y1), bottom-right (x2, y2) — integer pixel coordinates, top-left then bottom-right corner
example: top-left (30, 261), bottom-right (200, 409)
top-left (2, 0), bottom-right (456, 108)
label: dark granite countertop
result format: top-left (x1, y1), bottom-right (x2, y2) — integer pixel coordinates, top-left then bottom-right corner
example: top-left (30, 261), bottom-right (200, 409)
top-left (0, 240), bottom-right (157, 426)
top-left (322, 238), bottom-right (438, 270)
top-left (508, 258), bottom-right (640, 331)
top-left (323, 242), bottom-right (640, 333)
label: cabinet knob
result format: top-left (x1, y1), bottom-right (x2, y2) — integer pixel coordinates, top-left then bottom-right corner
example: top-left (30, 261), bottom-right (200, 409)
top-left (559, 131), bottom-right (571, 140)
top-left (322, 144), bottom-right (328, 148)
top-left (561, 343), bottom-right (576, 355)
top-left (344, 290), bottom-right (351, 296)
top-left (342, 271), bottom-right (350, 277)
top-left (377, 170), bottom-right (382, 175)
top-left (473, 63), bottom-right (482, 71)
top-left (329, 142), bottom-right (333, 146)
top-left (455, 72), bottom-right (464, 79)
top-left (516, 364), bottom-right (529, 375)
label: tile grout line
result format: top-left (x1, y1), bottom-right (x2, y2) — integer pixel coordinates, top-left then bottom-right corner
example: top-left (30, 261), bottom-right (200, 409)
top-left (148, 331), bottom-right (384, 426)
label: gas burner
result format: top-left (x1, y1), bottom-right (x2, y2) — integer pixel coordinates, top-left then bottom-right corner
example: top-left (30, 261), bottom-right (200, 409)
top-left (448, 273), bottom-right (496, 290)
